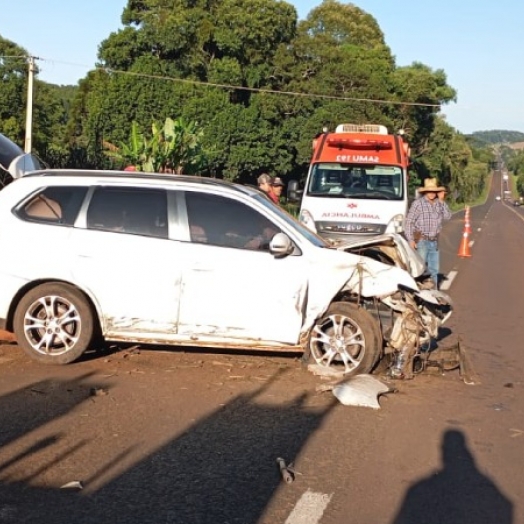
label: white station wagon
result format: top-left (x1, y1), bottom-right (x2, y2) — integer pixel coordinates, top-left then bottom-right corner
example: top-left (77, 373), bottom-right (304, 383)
top-left (0, 162), bottom-right (452, 378)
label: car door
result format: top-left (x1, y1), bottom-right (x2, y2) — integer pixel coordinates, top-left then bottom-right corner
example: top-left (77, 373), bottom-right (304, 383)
top-left (176, 190), bottom-right (308, 346)
top-left (69, 185), bottom-right (183, 338)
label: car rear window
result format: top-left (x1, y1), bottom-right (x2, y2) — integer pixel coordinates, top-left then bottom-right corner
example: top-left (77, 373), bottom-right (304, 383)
top-left (86, 186), bottom-right (168, 239)
top-left (18, 186), bottom-right (88, 226)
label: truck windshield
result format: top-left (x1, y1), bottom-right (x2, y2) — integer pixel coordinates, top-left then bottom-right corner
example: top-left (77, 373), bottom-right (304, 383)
top-left (307, 163), bottom-right (404, 201)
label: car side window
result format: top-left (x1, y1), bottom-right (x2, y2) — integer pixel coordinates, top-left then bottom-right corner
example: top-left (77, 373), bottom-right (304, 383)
top-left (18, 186), bottom-right (88, 225)
top-left (185, 191), bottom-right (281, 251)
top-left (86, 187), bottom-right (168, 239)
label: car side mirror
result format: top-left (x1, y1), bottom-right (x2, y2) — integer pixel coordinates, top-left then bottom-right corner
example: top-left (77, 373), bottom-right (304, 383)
top-left (269, 232), bottom-right (294, 258)
top-left (287, 179), bottom-right (303, 203)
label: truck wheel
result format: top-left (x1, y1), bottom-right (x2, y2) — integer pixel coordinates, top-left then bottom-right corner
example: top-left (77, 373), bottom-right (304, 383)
top-left (308, 302), bottom-right (381, 377)
top-left (13, 283), bottom-right (95, 365)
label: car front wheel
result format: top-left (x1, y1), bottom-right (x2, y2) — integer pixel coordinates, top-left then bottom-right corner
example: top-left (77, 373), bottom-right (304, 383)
top-left (13, 283), bottom-right (95, 365)
top-left (308, 302), bottom-right (381, 376)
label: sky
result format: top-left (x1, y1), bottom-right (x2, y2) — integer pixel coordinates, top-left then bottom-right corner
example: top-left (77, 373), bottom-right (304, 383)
top-left (1, 0), bottom-right (523, 135)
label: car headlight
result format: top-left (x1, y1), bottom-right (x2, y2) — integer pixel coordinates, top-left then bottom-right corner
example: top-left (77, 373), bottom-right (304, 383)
top-left (299, 209), bottom-right (317, 233)
top-left (386, 213), bottom-right (404, 233)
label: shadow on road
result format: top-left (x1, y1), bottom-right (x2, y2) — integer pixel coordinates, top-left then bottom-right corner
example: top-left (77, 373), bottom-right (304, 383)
top-left (391, 429), bottom-right (513, 524)
top-left (0, 369), bottom-right (334, 523)
top-left (0, 372), bottom-right (99, 448)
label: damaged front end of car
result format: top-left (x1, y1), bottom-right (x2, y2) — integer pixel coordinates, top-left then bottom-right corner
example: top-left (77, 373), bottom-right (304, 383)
top-left (315, 233), bottom-right (454, 380)
top-left (378, 285), bottom-right (453, 379)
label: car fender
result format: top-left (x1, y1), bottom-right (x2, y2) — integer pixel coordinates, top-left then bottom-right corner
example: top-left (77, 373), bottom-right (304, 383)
top-left (300, 248), bottom-right (419, 334)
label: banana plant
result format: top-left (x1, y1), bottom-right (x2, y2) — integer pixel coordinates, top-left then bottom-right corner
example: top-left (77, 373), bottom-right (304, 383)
top-left (103, 121), bottom-right (147, 170)
top-left (155, 117), bottom-right (207, 174)
top-left (104, 117), bottom-right (207, 174)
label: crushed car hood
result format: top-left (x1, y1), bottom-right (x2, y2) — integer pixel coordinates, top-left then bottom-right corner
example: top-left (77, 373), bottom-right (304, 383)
top-left (332, 232), bottom-right (426, 279)
top-left (301, 245), bottom-right (420, 333)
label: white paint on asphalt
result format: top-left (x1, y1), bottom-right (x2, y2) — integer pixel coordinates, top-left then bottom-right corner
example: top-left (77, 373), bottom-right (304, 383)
top-left (285, 489), bottom-right (333, 524)
top-left (440, 270), bottom-right (458, 291)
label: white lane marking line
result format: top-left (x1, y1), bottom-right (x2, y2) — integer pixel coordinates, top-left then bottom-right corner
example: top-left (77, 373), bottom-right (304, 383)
top-left (285, 489), bottom-right (333, 524)
top-left (440, 270), bottom-right (457, 291)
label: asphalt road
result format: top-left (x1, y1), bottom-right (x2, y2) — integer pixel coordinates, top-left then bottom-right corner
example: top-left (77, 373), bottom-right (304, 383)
top-left (1, 172), bottom-right (524, 523)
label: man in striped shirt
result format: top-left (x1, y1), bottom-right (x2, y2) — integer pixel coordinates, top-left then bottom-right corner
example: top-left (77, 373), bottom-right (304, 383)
top-left (405, 178), bottom-right (452, 289)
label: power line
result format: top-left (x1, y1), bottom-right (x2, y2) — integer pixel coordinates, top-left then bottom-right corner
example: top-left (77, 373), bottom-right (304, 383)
top-left (1, 55), bottom-right (441, 108)
top-left (103, 67), bottom-right (441, 108)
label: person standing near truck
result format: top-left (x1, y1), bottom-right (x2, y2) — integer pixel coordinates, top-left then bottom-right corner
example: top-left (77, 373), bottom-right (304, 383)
top-left (271, 177), bottom-right (285, 204)
top-left (405, 178), bottom-right (452, 289)
top-left (257, 173), bottom-right (279, 204)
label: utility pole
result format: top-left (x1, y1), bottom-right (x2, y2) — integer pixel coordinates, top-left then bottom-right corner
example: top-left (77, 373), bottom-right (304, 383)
top-left (24, 56), bottom-right (36, 153)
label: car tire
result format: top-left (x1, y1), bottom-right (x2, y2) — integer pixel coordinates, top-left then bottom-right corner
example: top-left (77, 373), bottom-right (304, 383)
top-left (307, 301), bottom-right (382, 377)
top-left (13, 283), bottom-right (95, 365)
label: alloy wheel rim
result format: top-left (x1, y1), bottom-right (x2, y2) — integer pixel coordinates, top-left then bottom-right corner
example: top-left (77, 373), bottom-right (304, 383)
top-left (310, 314), bottom-right (366, 373)
top-left (23, 295), bottom-right (81, 356)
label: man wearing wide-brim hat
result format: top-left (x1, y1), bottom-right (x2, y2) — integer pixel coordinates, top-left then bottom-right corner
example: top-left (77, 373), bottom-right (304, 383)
top-left (405, 177), bottom-right (452, 289)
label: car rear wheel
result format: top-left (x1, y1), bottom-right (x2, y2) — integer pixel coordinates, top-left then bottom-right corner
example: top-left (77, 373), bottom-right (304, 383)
top-left (308, 302), bottom-right (382, 376)
top-left (13, 283), bottom-right (95, 365)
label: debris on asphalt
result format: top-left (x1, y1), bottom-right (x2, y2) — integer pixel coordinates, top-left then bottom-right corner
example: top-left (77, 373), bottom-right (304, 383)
top-left (30, 388), bottom-right (46, 395)
top-left (276, 457), bottom-right (295, 484)
top-left (122, 346), bottom-right (141, 358)
top-left (89, 387), bottom-right (108, 397)
top-left (317, 374), bottom-right (396, 409)
top-left (60, 481), bottom-right (83, 490)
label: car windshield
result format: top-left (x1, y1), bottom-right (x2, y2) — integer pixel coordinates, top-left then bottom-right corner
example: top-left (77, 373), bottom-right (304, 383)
top-left (252, 192), bottom-right (329, 248)
top-left (306, 163), bottom-right (404, 200)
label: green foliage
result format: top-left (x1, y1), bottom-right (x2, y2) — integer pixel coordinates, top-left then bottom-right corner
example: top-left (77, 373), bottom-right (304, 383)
top-left (469, 130), bottom-right (524, 145)
top-left (0, 37), bottom-right (28, 144)
top-left (516, 173), bottom-right (524, 196)
top-left (104, 117), bottom-right (207, 174)
top-left (508, 149), bottom-right (524, 196)
top-left (1, 0), bottom-right (494, 201)
top-left (408, 117), bottom-right (492, 205)
top-left (0, 37), bottom-right (75, 167)
top-left (149, 116), bottom-right (207, 174)
top-left (104, 120), bottom-right (147, 168)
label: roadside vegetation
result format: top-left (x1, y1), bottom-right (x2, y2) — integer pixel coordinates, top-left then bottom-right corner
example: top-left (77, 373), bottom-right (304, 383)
top-left (0, 0), bottom-right (500, 205)
top-left (506, 149), bottom-right (524, 199)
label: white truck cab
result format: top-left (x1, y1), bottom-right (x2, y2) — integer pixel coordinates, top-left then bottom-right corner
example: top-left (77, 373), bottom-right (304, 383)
top-left (289, 124), bottom-right (411, 242)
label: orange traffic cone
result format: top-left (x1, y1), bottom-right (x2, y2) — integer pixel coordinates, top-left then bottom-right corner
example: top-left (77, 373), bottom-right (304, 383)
top-left (458, 230), bottom-right (471, 257)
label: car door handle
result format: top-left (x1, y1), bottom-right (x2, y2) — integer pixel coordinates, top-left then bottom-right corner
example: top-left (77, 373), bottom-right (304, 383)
top-left (191, 264), bottom-right (212, 271)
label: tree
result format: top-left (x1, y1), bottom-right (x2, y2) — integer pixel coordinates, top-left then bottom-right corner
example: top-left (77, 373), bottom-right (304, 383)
top-left (389, 63), bottom-right (457, 160)
top-left (0, 37), bottom-right (30, 143)
top-left (2, 2), bottom-right (490, 200)
top-left (0, 36), bottom-right (72, 166)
